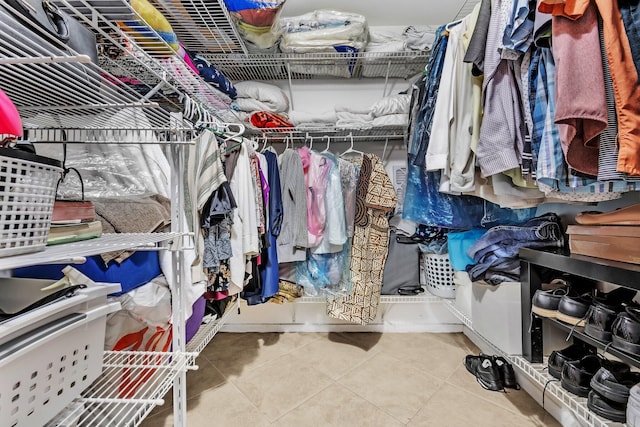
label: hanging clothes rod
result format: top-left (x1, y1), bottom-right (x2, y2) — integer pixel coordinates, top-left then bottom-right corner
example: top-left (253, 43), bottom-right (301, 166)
top-left (257, 128), bottom-right (408, 141)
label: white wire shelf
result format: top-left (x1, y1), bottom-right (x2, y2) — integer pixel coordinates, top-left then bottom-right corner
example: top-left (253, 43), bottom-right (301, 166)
top-left (56, 0), bottom-right (233, 111)
top-left (0, 233), bottom-right (183, 271)
top-left (245, 125), bottom-right (409, 141)
top-left (296, 292), bottom-right (442, 304)
top-left (23, 127), bottom-right (197, 144)
top-left (202, 51), bottom-right (429, 81)
top-left (49, 351), bottom-right (197, 427)
top-left (0, 0), bottom-right (233, 132)
top-left (443, 300), bottom-right (620, 427)
top-left (186, 298), bottom-right (239, 354)
top-left (149, 0), bottom-right (247, 54)
top-left (510, 357), bottom-right (620, 427)
top-left (444, 300), bottom-right (473, 329)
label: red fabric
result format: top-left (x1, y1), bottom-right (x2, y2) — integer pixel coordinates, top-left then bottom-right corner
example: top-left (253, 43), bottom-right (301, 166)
top-left (250, 111), bottom-right (294, 129)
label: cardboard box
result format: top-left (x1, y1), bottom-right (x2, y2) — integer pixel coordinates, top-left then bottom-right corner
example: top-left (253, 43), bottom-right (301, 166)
top-left (567, 225), bottom-right (640, 264)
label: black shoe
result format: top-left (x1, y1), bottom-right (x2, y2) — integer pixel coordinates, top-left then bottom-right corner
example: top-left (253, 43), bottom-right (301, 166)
top-left (612, 307), bottom-right (640, 356)
top-left (465, 354), bottom-right (504, 392)
top-left (562, 356), bottom-right (629, 398)
top-left (561, 355), bottom-right (601, 397)
top-left (587, 390), bottom-right (628, 423)
top-left (556, 293), bottom-right (593, 326)
top-left (586, 287), bottom-right (637, 341)
top-left (491, 356), bottom-right (519, 390)
top-left (532, 288), bottom-right (569, 319)
top-left (590, 366), bottom-right (640, 404)
top-left (547, 343), bottom-right (596, 380)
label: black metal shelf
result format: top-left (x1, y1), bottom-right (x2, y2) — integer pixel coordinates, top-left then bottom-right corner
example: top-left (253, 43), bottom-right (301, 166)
top-left (520, 247), bottom-right (640, 291)
top-left (545, 318), bottom-right (640, 368)
top-left (521, 248), bottom-right (640, 364)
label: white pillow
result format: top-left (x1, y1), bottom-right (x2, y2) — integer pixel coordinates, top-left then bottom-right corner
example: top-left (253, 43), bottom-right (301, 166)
top-left (234, 81), bottom-right (289, 113)
top-left (370, 94), bottom-right (411, 117)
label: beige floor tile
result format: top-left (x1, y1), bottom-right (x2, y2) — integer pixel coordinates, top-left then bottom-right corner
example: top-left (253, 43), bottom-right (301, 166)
top-left (142, 381), bottom-right (270, 427)
top-left (330, 332), bottom-right (386, 352)
top-left (144, 356), bottom-right (226, 418)
top-left (407, 383), bottom-right (546, 427)
top-left (230, 356), bottom-right (334, 421)
top-left (288, 333), bottom-right (379, 380)
top-left (338, 351), bottom-right (444, 423)
top-left (201, 332), bottom-right (322, 379)
top-left (368, 332), bottom-right (473, 381)
top-left (274, 383), bottom-right (404, 427)
top-left (446, 363), bottom-right (551, 425)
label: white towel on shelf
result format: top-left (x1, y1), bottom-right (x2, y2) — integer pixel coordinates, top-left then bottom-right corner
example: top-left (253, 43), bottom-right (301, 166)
top-left (289, 110), bottom-right (337, 127)
top-left (336, 111), bottom-right (374, 129)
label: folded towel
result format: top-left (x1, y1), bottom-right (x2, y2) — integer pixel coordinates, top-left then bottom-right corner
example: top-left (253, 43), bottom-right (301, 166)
top-left (289, 110), bottom-right (337, 126)
top-left (336, 111), bottom-right (373, 129)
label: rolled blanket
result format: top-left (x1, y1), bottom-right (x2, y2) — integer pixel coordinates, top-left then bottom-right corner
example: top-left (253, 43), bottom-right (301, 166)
top-left (250, 111), bottom-right (294, 128)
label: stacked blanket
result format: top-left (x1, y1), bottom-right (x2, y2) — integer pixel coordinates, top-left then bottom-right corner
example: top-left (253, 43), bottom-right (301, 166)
top-left (279, 10), bottom-right (368, 77)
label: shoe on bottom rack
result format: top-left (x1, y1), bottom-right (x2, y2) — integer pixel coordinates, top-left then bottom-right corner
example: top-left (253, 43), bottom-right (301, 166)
top-left (590, 366), bottom-right (640, 404)
top-left (547, 342), bottom-right (596, 380)
top-left (562, 356), bottom-right (629, 398)
top-left (588, 390), bottom-right (628, 423)
top-left (465, 354), bottom-right (503, 392)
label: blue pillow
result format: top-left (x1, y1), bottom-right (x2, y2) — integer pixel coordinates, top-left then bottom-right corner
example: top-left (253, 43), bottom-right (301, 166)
top-left (14, 251), bottom-right (161, 296)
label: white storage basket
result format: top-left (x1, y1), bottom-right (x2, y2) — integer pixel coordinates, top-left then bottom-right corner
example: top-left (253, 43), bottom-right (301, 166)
top-left (0, 148), bottom-right (62, 257)
top-left (421, 252), bottom-right (455, 299)
top-left (0, 301), bottom-right (120, 427)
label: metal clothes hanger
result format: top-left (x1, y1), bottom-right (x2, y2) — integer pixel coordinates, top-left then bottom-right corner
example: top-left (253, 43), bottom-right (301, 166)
top-left (305, 132), bottom-right (313, 150)
top-left (340, 132), bottom-right (364, 157)
top-left (321, 135), bottom-right (331, 153)
top-left (260, 135), bottom-right (269, 152)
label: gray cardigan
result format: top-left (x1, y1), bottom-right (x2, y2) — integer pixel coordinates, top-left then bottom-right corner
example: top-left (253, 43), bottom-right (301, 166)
top-left (276, 148), bottom-right (308, 263)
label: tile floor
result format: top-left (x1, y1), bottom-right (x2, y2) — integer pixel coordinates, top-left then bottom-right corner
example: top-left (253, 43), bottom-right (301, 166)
top-left (141, 332), bottom-right (560, 427)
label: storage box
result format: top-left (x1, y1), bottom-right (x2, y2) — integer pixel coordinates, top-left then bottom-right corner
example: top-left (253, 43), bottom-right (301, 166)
top-left (0, 284), bottom-right (120, 427)
top-left (453, 272), bottom-right (472, 320)
top-left (567, 225), bottom-right (640, 265)
top-left (471, 280), bottom-right (522, 355)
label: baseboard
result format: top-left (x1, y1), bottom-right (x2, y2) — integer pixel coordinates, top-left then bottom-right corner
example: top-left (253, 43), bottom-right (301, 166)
top-left (221, 323), bottom-right (463, 333)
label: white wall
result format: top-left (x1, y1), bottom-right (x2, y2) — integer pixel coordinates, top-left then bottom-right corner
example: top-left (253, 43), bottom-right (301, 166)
top-left (279, 0), bottom-right (474, 26)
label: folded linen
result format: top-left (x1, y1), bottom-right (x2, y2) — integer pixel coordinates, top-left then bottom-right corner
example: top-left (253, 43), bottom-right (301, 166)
top-left (289, 110), bottom-right (337, 127)
top-left (336, 111), bottom-right (373, 129)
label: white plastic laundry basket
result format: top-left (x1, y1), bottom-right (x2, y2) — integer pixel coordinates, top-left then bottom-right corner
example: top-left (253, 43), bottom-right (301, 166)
top-left (421, 253), bottom-right (455, 299)
top-left (0, 148), bottom-right (61, 257)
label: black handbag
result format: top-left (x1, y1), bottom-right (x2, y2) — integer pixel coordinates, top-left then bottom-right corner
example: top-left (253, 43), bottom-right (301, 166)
top-left (4, 0), bottom-right (98, 64)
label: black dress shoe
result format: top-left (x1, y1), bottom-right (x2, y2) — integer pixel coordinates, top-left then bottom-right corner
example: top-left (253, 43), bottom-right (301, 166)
top-left (588, 390), bottom-right (628, 423)
top-left (586, 288), bottom-right (637, 341)
top-left (492, 356), bottom-right (519, 390)
top-left (557, 293), bottom-right (593, 326)
top-left (612, 307), bottom-right (640, 356)
top-left (590, 366), bottom-right (640, 404)
top-left (548, 343), bottom-right (596, 380)
top-left (561, 355), bottom-right (630, 397)
top-left (532, 288), bottom-right (569, 319)
top-left (465, 354), bottom-right (503, 392)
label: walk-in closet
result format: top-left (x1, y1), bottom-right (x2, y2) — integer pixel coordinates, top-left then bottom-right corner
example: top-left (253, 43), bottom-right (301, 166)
top-left (1, 0), bottom-right (640, 426)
